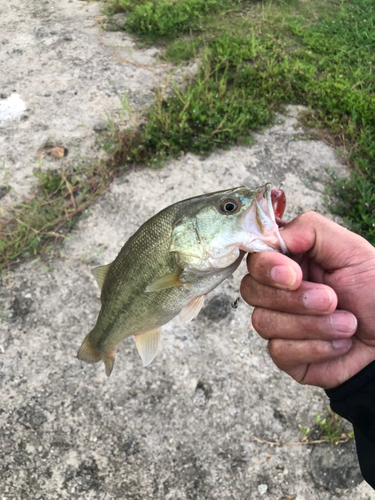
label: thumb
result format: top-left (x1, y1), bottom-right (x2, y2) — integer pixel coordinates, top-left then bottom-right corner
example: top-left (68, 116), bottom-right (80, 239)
top-left (280, 212), bottom-right (373, 270)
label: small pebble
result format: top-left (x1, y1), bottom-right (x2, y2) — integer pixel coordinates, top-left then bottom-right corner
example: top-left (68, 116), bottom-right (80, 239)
top-left (258, 484), bottom-right (268, 496)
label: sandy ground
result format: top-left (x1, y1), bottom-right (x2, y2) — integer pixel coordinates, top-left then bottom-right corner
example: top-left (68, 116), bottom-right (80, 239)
top-left (1, 0), bottom-right (374, 499)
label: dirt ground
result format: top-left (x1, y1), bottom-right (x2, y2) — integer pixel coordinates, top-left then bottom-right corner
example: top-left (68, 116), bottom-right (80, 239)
top-left (1, 0), bottom-right (374, 499)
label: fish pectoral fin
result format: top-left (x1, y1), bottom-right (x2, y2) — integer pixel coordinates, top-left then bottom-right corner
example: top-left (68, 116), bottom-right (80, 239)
top-left (134, 328), bottom-right (161, 367)
top-left (77, 333), bottom-right (116, 377)
top-left (91, 263), bottom-right (112, 290)
top-left (145, 271), bottom-right (191, 293)
top-left (179, 294), bottom-right (207, 324)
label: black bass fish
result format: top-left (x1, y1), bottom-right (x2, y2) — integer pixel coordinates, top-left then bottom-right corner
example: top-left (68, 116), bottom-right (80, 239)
top-left (77, 184), bottom-right (287, 376)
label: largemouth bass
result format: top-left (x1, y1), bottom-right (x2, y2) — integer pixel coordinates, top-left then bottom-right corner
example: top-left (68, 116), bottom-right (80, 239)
top-left (77, 184), bottom-right (287, 376)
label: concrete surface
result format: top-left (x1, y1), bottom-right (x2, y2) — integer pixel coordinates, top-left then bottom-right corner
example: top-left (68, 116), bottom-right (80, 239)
top-left (1, 0), bottom-right (374, 499)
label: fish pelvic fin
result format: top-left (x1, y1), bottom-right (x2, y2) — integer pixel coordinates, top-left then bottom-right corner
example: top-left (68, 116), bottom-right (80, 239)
top-left (77, 333), bottom-right (116, 377)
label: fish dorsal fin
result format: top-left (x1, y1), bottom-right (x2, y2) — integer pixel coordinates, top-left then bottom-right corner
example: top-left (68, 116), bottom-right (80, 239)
top-left (146, 271), bottom-right (190, 293)
top-left (134, 328), bottom-right (161, 366)
top-left (179, 294), bottom-right (206, 324)
top-left (91, 263), bottom-right (112, 290)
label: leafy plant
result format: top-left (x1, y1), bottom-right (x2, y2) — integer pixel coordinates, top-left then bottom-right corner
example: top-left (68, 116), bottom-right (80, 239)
top-left (299, 408), bottom-right (354, 445)
top-left (317, 409), bottom-right (355, 445)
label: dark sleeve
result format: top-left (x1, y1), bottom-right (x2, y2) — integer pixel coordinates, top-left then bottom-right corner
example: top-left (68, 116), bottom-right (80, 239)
top-left (325, 360), bottom-right (375, 489)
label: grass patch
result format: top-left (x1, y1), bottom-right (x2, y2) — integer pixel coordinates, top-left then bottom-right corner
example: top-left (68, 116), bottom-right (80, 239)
top-left (106, 0), bottom-right (232, 37)
top-left (163, 37), bottom-right (202, 62)
top-left (0, 165), bottom-right (114, 271)
top-left (139, 44), bottom-right (292, 158)
top-left (0, 98), bottom-right (147, 272)
top-left (126, 0), bottom-right (230, 37)
top-left (106, 0), bottom-right (375, 243)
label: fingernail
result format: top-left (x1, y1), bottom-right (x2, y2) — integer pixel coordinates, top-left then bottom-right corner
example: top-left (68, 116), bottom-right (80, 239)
top-left (332, 339), bottom-right (352, 350)
top-left (270, 265), bottom-right (297, 288)
top-left (303, 289), bottom-right (334, 311)
top-left (329, 312), bottom-right (357, 334)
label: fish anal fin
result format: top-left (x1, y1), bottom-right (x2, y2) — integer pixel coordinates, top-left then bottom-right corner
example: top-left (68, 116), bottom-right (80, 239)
top-left (146, 271), bottom-right (191, 293)
top-left (77, 333), bottom-right (116, 377)
top-left (91, 263), bottom-right (112, 290)
top-left (179, 294), bottom-right (206, 324)
top-left (134, 328), bottom-right (161, 366)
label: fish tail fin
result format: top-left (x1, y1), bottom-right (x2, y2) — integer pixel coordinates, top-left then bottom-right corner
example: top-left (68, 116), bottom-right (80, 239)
top-left (77, 333), bottom-right (102, 364)
top-left (77, 333), bottom-right (116, 377)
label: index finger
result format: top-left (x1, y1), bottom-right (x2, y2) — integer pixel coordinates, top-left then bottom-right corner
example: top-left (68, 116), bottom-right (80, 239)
top-left (246, 251), bottom-right (303, 290)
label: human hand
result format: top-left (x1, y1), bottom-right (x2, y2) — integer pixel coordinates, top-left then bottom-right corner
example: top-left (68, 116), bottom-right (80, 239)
top-left (240, 212), bottom-right (375, 389)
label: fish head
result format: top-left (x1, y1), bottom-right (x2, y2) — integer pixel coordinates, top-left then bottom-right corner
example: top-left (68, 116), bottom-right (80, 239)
top-left (171, 184), bottom-right (287, 270)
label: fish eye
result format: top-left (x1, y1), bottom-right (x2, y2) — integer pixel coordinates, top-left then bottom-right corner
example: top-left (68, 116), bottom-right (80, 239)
top-left (219, 198), bottom-right (241, 214)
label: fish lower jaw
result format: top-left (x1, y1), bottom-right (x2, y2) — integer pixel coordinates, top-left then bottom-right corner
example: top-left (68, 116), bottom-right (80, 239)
top-left (239, 233), bottom-right (286, 254)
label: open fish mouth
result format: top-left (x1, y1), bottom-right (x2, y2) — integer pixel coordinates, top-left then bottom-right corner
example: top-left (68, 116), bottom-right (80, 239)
top-left (241, 184), bottom-right (288, 254)
top-left (270, 186), bottom-right (287, 227)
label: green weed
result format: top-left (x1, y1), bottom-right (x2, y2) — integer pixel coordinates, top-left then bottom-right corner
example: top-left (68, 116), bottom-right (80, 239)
top-left (107, 0), bottom-right (231, 37)
top-left (290, 0), bottom-right (375, 241)
top-left (299, 408), bottom-right (354, 445)
top-left (163, 37), bottom-right (202, 62)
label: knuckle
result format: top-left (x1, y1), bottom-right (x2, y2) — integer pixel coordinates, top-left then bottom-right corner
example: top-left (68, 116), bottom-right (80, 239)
top-left (240, 275), bottom-right (257, 304)
top-left (246, 252), bottom-right (260, 273)
top-left (252, 308), bottom-right (274, 338)
top-left (251, 308), bottom-right (265, 333)
top-left (240, 273), bottom-right (250, 293)
top-left (268, 338), bottom-right (287, 361)
top-left (249, 252), bottom-right (272, 279)
top-left (240, 274), bottom-right (262, 307)
top-left (298, 210), bottom-right (318, 223)
top-left (310, 341), bottom-right (327, 357)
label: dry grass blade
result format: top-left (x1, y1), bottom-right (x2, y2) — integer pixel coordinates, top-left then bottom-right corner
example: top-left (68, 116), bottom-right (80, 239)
top-left (253, 435), bottom-right (352, 447)
top-left (0, 165), bottom-right (116, 272)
